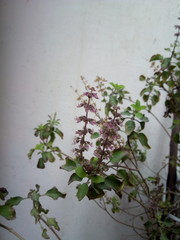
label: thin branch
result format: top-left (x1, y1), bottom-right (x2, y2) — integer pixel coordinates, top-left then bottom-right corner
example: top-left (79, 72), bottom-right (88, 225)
top-left (0, 222), bottom-right (26, 240)
top-left (39, 215), bottom-right (62, 240)
top-left (149, 111), bottom-right (171, 138)
top-left (94, 199), bottom-right (146, 232)
top-left (127, 137), bottom-right (150, 197)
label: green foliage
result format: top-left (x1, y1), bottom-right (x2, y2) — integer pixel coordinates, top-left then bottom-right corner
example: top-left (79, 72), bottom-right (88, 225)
top-left (1, 23), bottom-right (180, 240)
top-left (0, 205), bottom-right (16, 220)
top-left (76, 183), bottom-right (89, 201)
top-left (45, 187), bottom-right (66, 200)
top-left (28, 113), bottom-right (64, 169)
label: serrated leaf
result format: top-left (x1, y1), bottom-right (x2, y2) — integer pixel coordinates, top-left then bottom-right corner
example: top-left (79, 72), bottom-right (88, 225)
top-left (0, 188), bottom-right (8, 201)
top-left (0, 205), bottom-right (16, 220)
top-left (77, 183), bottom-right (88, 201)
top-left (137, 133), bottom-right (151, 149)
top-left (60, 158), bottom-right (76, 171)
top-left (75, 166), bottom-right (87, 178)
top-left (5, 197), bottom-right (24, 207)
top-left (91, 132), bottom-right (100, 139)
top-left (42, 229), bottom-right (50, 239)
top-left (47, 218), bottom-right (60, 231)
top-left (110, 149), bottom-right (128, 163)
top-left (68, 173), bottom-right (82, 185)
top-left (45, 187), bottom-right (66, 200)
top-left (91, 176), bottom-right (105, 183)
top-left (125, 120), bottom-right (135, 135)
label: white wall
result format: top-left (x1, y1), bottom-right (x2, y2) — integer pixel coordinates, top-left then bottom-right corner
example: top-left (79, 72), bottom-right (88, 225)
top-left (0, 1), bottom-right (179, 239)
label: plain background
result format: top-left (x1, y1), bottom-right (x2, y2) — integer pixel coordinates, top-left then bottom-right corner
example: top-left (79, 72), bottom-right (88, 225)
top-left (0, 1), bottom-right (179, 239)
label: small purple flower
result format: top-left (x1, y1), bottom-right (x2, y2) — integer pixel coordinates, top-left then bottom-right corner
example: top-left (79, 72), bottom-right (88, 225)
top-left (76, 129), bottom-right (88, 136)
top-left (83, 103), bottom-right (97, 113)
top-left (84, 92), bottom-right (98, 99)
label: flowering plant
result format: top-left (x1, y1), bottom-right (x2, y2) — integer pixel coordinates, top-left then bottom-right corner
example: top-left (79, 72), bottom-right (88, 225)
top-left (0, 23), bottom-right (180, 240)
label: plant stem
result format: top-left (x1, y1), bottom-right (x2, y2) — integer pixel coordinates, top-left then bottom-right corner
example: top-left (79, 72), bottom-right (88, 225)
top-left (0, 222), bottom-right (26, 240)
top-left (149, 111), bottom-right (171, 138)
top-left (39, 215), bottom-right (62, 240)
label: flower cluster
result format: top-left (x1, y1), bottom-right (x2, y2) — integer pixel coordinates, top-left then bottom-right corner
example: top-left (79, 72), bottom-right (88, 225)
top-left (94, 109), bottom-right (122, 161)
top-left (73, 87), bottom-right (98, 161)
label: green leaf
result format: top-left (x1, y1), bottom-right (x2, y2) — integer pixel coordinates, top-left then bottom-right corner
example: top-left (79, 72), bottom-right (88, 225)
top-left (117, 170), bottom-right (129, 183)
top-left (28, 148), bottom-right (35, 159)
top-left (131, 100), bottom-right (146, 111)
top-left (109, 95), bottom-right (117, 106)
top-left (47, 218), bottom-right (60, 231)
top-left (125, 120), bottom-right (135, 135)
top-left (35, 143), bottom-right (45, 151)
top-left (135, 112), bottom-right (144, 119)
top-left (91, 132), bottom-right (100, 139)
top-left (76, 183), bottom-right (89, 201)
top-left (105, 103), bottom-right (111, 116)
top-left (60, 158), bottom-right (76, 171)
top-left (121, 111), bottom-right (131, 116)
top-left (105, 175), bottom-right (123, 191)
top-left (110, 149), bottom-right (128, 163)
top-left (150, 54), bottom-right (163, 61)
top-left (151, 95), bottom-right (159, 106)
top-left (139, 75), bottom-right (146, 81)
top-left (37, 158), bottom-right (45, 169)
top-left (87, 185), bottom-right (104, 200)
top-left (161, 57), bottom-right (170, 69)
top-left (0, 188), bottom-right (8, 201)
top-left (128, 173), bottom-right (139, 186)
top-left (42, 229), bottom-right (50, 239)
top-left (0, 205), bottom-right (16, 220)
top-left (45, 187), bottom-right (66, 200)
top-left (147, 176), bottom-right (158, 183)
top-left (143, 94), bottom-right (149, 102)
top-left (42, 152), bottom-right (55, 163)
top-left (55, 128), bottom-right (64, 139)
top-left (68, 173), bottom-right (82, 185)
top-left (137, 133), bottom-right (151, 149)
top-left (30, 207), bottom-right (39, 222)
top-left (110, 82), bottom-right (125, 90)
top-left (75, 166), bottom-right (87, 178)
top-left (5, 197), bottom-right (24, 207)
top-left (30, 192), bottom-right (40, 202)
top-left (91, 176), bottom-right (105, 184)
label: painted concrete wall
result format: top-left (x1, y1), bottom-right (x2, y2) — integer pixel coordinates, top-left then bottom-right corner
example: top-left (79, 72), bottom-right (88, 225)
top-left (0, 1), bottom-right (179, 239)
